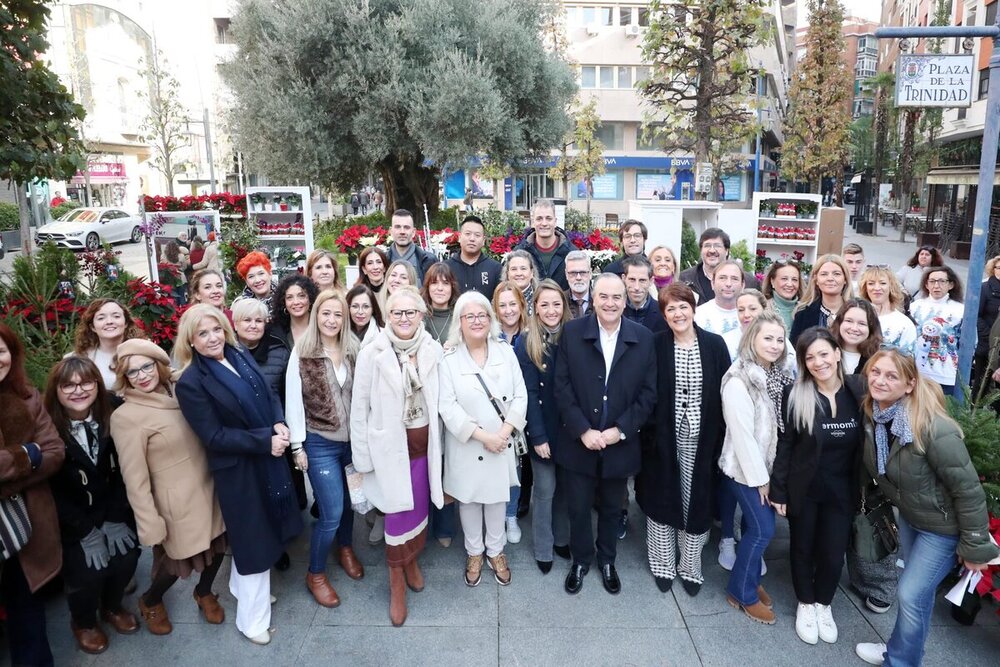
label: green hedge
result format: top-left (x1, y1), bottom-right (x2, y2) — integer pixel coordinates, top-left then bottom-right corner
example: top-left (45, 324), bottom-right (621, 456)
top-left (50, 201), bottom-right (82, 220)
top-left (0, 202), bottom-right (19, 232)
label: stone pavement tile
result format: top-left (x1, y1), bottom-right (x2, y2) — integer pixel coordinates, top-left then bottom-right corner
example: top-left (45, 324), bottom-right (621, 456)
top-left (294, 625), bottom-right (498, 667)
top-left (309, 566), bottom-right (498, 628)
top-left (919, 623), bottom-right (1000, 664)
top-left (499, 627), bottom-right (700, 667)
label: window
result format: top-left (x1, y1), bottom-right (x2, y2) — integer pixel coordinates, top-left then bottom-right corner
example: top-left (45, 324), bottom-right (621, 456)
top-left (637, 7), bottom-right (650, 26)
top-left (573, 170), bottom-right (624, 200)
top-left (582, 6), bottom-right (612, 26)
top-left (980, 69), bottom-right (989, 100)
top-left (617, 66), bottom-right (632, 89)
top-left (987, 2), bottom-right (998, 28)
top-left (635, 65), bottom-right (651, 86)
top-left (636, 124), bottom-right (661, 150)
top-left (581, 66), bottom-right (597, 88)
top-left (600, 66), bottom-right (615, 89)
top-left (214, 17), bottom-right (231, 44)
top-left (595, 122), bottom-right (624, 150)
top-left (618, 7), bottom-right (633, 26)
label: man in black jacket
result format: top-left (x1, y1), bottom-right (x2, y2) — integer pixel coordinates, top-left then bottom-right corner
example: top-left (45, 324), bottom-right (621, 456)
top-left (514, 199), bottom-right (574, 290)
top-left (605, 220), bottom-right (648, 276)
top-left (386, 209), bottom-right (436, 285)
top-left (554, 273), bottom-right (657, 596)
top-left (622, 256), bottom-right (666, 333)
top-left (445, 215), bottom-right (501, 299)
top-left (678, 228), bottom-right (757, 302)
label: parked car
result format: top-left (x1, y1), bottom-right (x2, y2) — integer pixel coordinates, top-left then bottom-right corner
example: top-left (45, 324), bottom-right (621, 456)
top-left (35, 207), bottom-right (143, 251)
top-left (0, 233), bottom-right (5, 259)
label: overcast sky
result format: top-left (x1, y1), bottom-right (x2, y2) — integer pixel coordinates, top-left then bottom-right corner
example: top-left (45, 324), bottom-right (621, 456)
top-left (798, 0), bottom-right (882, 24)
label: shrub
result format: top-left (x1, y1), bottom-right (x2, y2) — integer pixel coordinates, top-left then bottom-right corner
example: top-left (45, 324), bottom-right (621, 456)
top-left (564, 208), bottom-right (592, 231)
top-left (729, 240), bottom-right (753, 274)
top-left (50, 201), bottom-right (81, 220)
top-left (0, 202), bottom-right (19, 231)
top-left (680, 221), bottom-right (699, 270)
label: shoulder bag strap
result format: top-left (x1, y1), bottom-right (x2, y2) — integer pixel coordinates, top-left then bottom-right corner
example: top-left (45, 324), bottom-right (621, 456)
top-left (474, 372), bottom-right (507, 421)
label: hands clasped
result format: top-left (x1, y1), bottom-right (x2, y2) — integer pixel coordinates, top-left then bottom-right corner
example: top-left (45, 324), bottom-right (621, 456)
top-left (581, 428), bottom-right (622, 451)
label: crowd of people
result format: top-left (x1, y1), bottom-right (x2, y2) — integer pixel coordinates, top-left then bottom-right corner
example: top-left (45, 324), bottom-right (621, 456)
top-left (2, 200), bottom-right (999, 666)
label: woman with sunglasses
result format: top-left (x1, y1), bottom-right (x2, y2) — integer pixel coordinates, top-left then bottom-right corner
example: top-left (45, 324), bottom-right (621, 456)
top-left (45, 357), bottom-right (139, 654)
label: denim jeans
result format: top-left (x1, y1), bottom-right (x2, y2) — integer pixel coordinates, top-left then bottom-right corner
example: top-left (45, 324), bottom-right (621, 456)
top-left (718, 474), bottom-right (738, 539)
top-left (530, 458), bottom-right (570, 561)
top-left (726, 477), bottom-right (775, 606)
top-left (884, 515), bottom-right (958, 667)
top-left (506, 457), bottom-right (522, 518)
top-left (304, 433), bottom-right (352, 573)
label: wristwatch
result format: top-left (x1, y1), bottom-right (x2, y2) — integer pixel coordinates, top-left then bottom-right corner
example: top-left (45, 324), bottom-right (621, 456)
top-left (617, 428), bottom-right (626, 441)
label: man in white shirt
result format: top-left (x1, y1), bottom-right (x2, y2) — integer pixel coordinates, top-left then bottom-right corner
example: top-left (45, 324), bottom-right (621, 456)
top-left (564, 251), bottom-right (593, 318)
top-left (694, 260), bottom-right (743, 335)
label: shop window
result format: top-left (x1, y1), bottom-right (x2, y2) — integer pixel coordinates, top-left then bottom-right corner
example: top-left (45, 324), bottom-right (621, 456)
top-left (572, 170), bottom-right (624, 200)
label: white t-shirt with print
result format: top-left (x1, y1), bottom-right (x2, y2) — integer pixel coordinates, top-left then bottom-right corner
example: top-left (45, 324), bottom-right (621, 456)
top-left (909, 297), bottom-right (964, 386)
top-left (694, 299), bottom-right (740, 336)
top-left (878, 309), bottom-right (917, 352)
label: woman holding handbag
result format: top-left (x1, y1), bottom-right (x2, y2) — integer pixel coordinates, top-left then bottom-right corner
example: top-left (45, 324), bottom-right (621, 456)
top-left (439, 291), bottom-right (527, 588)
top-left (855, 348), bottom-right (999, 666)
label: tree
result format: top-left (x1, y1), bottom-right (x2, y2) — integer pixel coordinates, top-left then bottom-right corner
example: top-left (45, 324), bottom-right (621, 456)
top-left (139, 52), bottom-right (188, 196)
top-left (867, 72), bottom-right (897, 236)
top-left (781, 0), bottom-right (853, 201)
top-left (221, 0), bottom-right (576, 215)
top-left (549, 99), bottom-right (605, 215)
top-left (848, 116), bottom-right (874, 172)
top-left (0, 0), bottom-right (86, 252)
top-left (639, 0), bottom-right (769, 201)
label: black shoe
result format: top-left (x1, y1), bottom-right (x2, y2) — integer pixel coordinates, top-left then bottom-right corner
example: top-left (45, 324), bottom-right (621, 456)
top-left (536, 560), bottom-right (553, 574)
top-left (310, 500), bottom-right (320, 519)
top-left (654, 576), bottom-right (673, 593)
top-left (865, 596), bottom-right (891, 614)
top-left (275, 551), bottom-right (291, 571)
top-left (617, 511), bottom-right (628, 540)
top-left (553, 544), bottom-right (571, 560)
top-left (564, 563), bottom-right (588, 595)
top-left (601, 564), bottom-right (621, 595)
top-left (680, 578), bottom-right (702, 597)
top-left (517, 500), bottom-right (530, 519)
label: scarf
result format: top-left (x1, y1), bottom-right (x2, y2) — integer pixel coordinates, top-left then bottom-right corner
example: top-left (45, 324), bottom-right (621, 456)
top-left (764, 364), bottom-right (794, 431)
top-left (872, 399), bottom-right (915, 475)
top-left (653, 275), bottom-right (673, 290)
top-left (383, 326), bottom-right (429, 424)
top-left (70, 417), bottom-right (100, 465)
top-left (542, 323), bottom-right (562, 343)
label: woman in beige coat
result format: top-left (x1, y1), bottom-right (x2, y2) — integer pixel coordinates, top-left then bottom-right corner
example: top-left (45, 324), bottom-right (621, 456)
top-left (109, 339), bottom-right (226, 636)
top-left (439, 291), bottom-right (527, 588)
top-left (351, 286), bottom-right (444, 627)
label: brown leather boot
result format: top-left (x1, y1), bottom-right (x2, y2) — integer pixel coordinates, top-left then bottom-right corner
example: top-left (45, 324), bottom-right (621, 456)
top-left (306, 572), bottom-right (341, 608)
top-left (757, 585), bottom-right (773, 609)
top-left (138, 598), bottom-right (172, 635)
top-left (193, 590), bottom-right (225, 624)
top-left (100, 607), bottom-right (139, 634)
top-left (388, 566), bottom-right (408, 627)
top-left (71, 622), bottom-right (109, 654)
top-left (338, 546), bottom-right (364, 580)
top-left (727, 594), bottom-right (776, 625)
top-left (402, 558), bottom-right (424, 592)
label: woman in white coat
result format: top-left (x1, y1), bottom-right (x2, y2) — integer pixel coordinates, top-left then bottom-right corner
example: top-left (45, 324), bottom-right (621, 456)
top-left (350, 286), bottom-right (443, 628)
top-left (439, 292), bottom-right (527, 588)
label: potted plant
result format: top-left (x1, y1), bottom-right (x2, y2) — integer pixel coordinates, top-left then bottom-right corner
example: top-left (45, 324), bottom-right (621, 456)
top-left (286, 193), bottom-right (303, 210)
top-left (248, 193), bottom-right (264, 212)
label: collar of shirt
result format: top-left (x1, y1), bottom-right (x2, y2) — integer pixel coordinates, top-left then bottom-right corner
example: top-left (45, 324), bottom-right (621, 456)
top-left (599, 320), bottom-right (621, 379)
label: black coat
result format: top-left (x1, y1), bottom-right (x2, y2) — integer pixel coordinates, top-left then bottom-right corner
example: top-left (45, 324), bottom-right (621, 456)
top-left (446, 253), bottom-right (502, 300)
top-left (679, 263), bottom-right (759, 303)
top-left (769, 375), bottom-right (866, 514)
top-left (248, 327), bottom-right (291, 403)
top-left (790, 299), bottom-right (827, 345)
top-left (553, 315), bottom-right (657, 479)
top-left (623, 295), bottom-right (667, 334)
top-left (515, 336), bottom-right (559, 461)
top-left (515, 229), bottom-right (574, 290)
top-left (51, 420), bottom-right (135, 545)
top-left (635, 326), bottom-right (730, 533)
top-left (977, 276), bottom-right (1000, 356)
top-left (176, 347), bottom-right (303, 575)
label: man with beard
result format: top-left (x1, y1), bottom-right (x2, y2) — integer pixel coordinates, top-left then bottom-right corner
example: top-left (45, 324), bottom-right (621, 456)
top-left (386, 209), bottom-right (436, 285)
top-left (678, 228), bottom-right (757, 302)
top-left (563, 251), bottom-right (593, 318)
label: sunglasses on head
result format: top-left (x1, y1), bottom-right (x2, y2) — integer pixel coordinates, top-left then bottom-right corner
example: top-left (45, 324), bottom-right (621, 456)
top-left (878, 343), bottom-right (914, 358)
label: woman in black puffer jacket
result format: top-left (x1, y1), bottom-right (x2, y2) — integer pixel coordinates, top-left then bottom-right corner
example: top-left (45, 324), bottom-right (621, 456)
top-left (974, 256), bottom-right (1000, 392)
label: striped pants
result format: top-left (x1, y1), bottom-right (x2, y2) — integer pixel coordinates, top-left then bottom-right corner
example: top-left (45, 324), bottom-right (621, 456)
top-left (646, 519), bottom-right (709, 583)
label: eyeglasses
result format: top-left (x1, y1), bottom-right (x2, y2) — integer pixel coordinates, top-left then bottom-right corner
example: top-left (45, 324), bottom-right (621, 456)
top-left (567, 270), bottom-right (591, 277)
top-left (878, 343), bottom-right (914, 358)
top-left (462, 312), bottom-right (490, 324)
top-left (621, 233), bottom-right (644, 241)
top-left (927, 278), bottom-right (952, 285)
top-left (350, 303), bottom-right (372, 312)
top-left (59, 380), bottom-right (97, 394)
top-left (701, 243), bottom-right (726, 250)
top-left (865, 264), bottom-right (890, 269)
top-left (125, 361), bottom-right (157, 380)
top-left (389, 309), bottom-right (419, 320)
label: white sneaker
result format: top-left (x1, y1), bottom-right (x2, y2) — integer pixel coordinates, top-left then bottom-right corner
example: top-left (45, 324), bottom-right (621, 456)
top-left (855, 642), bottom-right (886, 665)
top-left (718, 538), bottom-right (737, 571)
top-left (246, 627), bottom-right (276, 645)
top-left (795, 602), bottom-right (819, 645)
top-left (506, 516), bottom-right (522, 544)
top-left (760, 558), bottom-right (768, 576)
top-left (815, 603), bottom-right (838, 643)
top-left (368, 513), bottom-right (384, 545)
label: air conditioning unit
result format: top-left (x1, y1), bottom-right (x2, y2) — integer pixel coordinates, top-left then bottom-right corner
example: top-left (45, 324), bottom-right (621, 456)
top-left (586, 23), bottom-right (600, 36)
top-left (624, 23), bottom-right (641, 38)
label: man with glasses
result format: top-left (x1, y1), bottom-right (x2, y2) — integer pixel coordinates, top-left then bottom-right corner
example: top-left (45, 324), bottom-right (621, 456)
top-left (445, 215), bottom-right (501, 299)
top-left (387, 209), bottom-right (436, 284)
top-left (606, 220), bottom-right (648, 277)
top-left (678, 228), bottom-right (757, 303)
top-left (563, 251), bottom-right (593, 318)
top-left (515, 199), bottom-right (574, 290)
top-left (555, 274), bottom-right (657, 596)
top-left (622, 256), bottom-right (666, 333)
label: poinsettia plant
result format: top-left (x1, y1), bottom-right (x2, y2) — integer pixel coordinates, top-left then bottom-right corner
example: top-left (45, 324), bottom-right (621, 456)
top-left (143, 193), bottom-right (247, 217)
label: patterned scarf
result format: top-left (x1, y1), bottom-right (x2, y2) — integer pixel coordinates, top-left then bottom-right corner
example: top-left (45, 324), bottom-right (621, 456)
top-left (872, 399), bottom-right (915, 475)
top-left (384, 326), bottom-right (429, 425)
top-left (764, 364), bottom-right (793, 431)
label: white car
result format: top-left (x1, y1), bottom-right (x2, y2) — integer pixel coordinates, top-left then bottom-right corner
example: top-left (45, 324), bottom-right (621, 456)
top-left (35, 207), bottom-right (143, 251)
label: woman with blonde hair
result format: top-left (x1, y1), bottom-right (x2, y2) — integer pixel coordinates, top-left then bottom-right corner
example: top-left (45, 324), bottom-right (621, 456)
top-left (72, 298), bottom-right (145, 389)
top-left (378, 260), bottom-right (418, 315)
top-left (285, 290), bottom-right (364, 608)
top-left (501, 250), bottom-right (539, 313)
top-left (648, 245), bottom-right (678, 293)
top-left (175, 305), bottom-right (302, 645)
top-left (110, 338), bottom-right (226, 637)
top-left (492, 281), bottom-right (529, 347)
top-left (790, 254), bottom-right (852, 344)
top-left (855, 349), bottom-right (998, 665)
top-left (858, 266), bottom-right (916, 351)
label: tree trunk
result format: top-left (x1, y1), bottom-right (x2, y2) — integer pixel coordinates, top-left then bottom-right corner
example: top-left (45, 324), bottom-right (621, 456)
top-left (898, 109), bottom-right (920, 242)
top-left (377, 156), bottom-right (441, 217)
top-left (16, 185), bottom-right (32, 256)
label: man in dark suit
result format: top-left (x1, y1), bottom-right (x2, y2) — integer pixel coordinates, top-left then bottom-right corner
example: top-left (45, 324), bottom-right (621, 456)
top-left (554, 273), bottom-right (657, 595)
top-left (677, 227), bottom-right (758, 302)
top-left (563, 250), bottom-right (593, 318)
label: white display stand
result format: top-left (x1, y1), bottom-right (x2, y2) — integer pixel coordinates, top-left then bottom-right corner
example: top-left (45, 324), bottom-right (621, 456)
top-left (245, 186), bottom-right (314, 279)
top-left (145, 210), bottom-right (221, 283)
top-left (750, 192), bottom-right (825, 265)
top-left (627, 200), bottom-right (758, 259)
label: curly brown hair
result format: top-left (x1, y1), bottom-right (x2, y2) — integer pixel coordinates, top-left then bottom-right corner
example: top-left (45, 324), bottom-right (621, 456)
top-left (73, 298), bottom-right (144, 354)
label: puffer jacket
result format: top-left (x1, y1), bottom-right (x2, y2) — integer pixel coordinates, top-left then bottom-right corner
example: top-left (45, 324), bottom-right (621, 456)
top-left (862, 415), bottom-right (998, 564)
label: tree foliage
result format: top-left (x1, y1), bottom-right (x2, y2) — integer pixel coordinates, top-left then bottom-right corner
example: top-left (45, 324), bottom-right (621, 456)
top-left (781, 0), bottom-right (853, 197)
top-left (221, 0), bottom-right (576, 214)
top-left (639, 0), bottom-right (769, 200)
top-left (0, 0), bottom-right (86, 185)
top-left (550, 99), bottom-right (605, 215)
top-left (139, 53), bottom-right (189, 197)
top-left (849, 116), bottom-right (874, 172)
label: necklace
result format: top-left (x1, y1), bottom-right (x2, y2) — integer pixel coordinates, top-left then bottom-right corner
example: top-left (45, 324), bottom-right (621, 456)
top-left (426, 308), bottom-right (453, 341)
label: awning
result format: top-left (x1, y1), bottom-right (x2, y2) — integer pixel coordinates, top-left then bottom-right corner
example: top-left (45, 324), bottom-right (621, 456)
top-left (925, 167), bottom-right (1000, 186)
top-left (851, 173), bottom-right (863, 184)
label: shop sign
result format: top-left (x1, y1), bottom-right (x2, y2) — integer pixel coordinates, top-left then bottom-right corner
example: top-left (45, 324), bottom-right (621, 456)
top-left (76, 162), bottom-right (127, 179)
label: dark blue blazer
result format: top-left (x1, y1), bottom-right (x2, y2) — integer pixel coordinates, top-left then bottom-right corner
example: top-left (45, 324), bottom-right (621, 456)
top-left (176, 345), bottom-right (302, 575)
top-left (515, 336), bottom-right (559, 461)
top-left (553, 315), bottom-right (657, 479)
top-left (790, 299), bottom-right (826, 345)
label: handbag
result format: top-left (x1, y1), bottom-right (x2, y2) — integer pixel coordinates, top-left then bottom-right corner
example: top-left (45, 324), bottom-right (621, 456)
top-left (851, 480), bottom-right (899, 562)
top-left (473, 373), bottom-right (528, 457)
top-left (343, 464), bottom-right (374, 515)
top-left (0, 494), bottom-right (32, 562)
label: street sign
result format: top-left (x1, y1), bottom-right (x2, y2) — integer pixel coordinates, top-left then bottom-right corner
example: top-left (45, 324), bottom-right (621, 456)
top-left (895, 54), bottom-right (975, 107)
